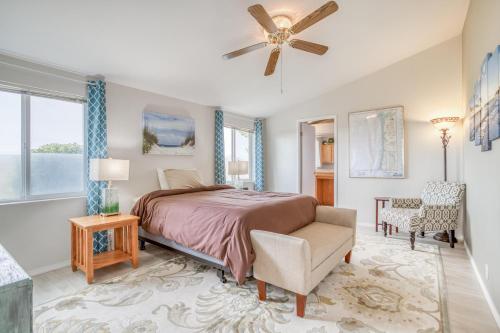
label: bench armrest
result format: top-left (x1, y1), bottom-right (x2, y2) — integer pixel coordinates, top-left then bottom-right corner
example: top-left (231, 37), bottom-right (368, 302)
top-left (250, 230), bottom-right (311, 295)
top-left (315, 206), bottom-right (357, 245)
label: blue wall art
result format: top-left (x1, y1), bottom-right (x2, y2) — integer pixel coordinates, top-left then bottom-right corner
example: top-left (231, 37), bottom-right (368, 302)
top-left (469, 45), bottom-right (500, 151)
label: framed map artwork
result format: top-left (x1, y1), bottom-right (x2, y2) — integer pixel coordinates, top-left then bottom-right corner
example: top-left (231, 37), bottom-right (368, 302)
top-left (349, 106), bottom-right (405, 178)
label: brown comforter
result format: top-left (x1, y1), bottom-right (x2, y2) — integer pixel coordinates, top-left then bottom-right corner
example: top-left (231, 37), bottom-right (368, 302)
top-left (131, 185), bottom-right (317, 283)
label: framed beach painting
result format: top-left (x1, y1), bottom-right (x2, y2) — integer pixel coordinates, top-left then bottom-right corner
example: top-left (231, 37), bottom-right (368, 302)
top-left (142, 112), bottom-right (195, 155)
top-left (349, 106), bottom-right (404, 178)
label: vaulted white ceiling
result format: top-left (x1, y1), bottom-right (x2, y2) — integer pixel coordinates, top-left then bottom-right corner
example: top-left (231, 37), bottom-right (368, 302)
top-left (0, 0), bottom-right (469, 116)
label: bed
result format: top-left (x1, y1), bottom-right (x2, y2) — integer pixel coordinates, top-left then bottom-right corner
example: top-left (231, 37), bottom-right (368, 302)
top-left (131, 184), bottom-right (317, 284)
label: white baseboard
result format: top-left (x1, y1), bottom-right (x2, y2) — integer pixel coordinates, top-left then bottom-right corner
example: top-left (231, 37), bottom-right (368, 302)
top-left (464, 241), bottom-right (500, 329)
top-left (27, 259), bottom-right (70, 277)
top-left (27, 231), bottom-right (115, 277)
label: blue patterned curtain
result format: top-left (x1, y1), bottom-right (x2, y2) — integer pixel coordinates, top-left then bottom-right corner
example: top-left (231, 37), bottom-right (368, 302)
top-left (254, 119), bottom-right (264, 191)
top-left (87, 80), bottom-right (109, 253)
top-left (214, 110), bottom-right (226, 184)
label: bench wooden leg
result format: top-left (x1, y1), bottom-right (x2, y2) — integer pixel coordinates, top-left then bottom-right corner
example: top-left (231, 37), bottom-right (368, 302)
top-left (383, 222), bottom-right (388, 237)
top-left (410, 231), bottom-right (416, 250)
top-left (257, 280), bottom-right (266, 301)
top-left (296, 294), bottom-right (307, 317)
top-left (344, 250), bottom-right (352, 264)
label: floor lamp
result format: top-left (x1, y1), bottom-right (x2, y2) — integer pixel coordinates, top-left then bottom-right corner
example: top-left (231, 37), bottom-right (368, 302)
top-left (430, 116), bottom-right (460, 243)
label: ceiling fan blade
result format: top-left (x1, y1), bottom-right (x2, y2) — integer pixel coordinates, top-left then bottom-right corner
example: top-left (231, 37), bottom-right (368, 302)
top-left (248, 4), bottom-right (278, 33)
top-left (222, 42), bottom-right (268, 60)
top-left (290, 1), bottom-right (338, 35)
top-left (289, 39), bottom-right (328, 55)
top-left (264, 48), bottom-right (280, 76)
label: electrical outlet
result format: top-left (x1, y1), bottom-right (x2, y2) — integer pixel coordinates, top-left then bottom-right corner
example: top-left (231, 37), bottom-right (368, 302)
top-left (485, 264), bottom-right (489, 281)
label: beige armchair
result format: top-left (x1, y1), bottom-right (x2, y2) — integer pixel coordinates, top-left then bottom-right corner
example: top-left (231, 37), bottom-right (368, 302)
top-left (250, 206), bottom-right (356, 317)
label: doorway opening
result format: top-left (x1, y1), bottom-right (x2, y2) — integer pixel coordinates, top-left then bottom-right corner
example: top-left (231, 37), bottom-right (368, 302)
top-left (297, 116), bottom-right (337, 206)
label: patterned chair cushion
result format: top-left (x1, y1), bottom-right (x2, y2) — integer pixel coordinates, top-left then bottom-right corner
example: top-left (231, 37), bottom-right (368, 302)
top-left (380, 208), bottom-right (420, 231)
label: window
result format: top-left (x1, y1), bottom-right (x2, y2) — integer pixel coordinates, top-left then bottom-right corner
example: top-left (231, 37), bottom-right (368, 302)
top-left (0, 89), bottom-right (86, 203)
top-left (224, 126), bottom-right (253, 182)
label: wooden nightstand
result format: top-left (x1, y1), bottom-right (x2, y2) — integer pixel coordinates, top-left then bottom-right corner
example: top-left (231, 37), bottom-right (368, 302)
top-left (69, 214), bottom-right (140, 283)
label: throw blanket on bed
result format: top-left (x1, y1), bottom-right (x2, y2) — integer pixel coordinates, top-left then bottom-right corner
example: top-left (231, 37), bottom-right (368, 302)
top-left (131, 185), bottom-right (317, 283)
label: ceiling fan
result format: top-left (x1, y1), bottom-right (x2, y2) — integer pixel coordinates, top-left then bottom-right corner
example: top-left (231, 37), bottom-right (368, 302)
top-left (222, 1), bottom-right (339, 76)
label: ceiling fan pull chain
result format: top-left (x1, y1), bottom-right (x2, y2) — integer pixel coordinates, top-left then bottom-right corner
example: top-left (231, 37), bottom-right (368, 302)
top-left (280, 45), bottom-right (284, 95)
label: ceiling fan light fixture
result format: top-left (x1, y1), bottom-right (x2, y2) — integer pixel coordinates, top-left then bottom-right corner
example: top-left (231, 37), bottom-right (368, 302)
top-left (225, 2), bottom-right (338, 78)
top-left (273, 15), bottom-right (293, 29)
top-left (263, 15), bottom-right (293, 41)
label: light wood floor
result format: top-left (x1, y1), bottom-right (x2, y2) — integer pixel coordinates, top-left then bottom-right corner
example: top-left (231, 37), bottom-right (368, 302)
top-left (33, 226), bottom-right (499, 333)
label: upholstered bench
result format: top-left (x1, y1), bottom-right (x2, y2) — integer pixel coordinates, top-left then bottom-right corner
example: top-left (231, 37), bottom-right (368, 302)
top-left (250, 206), bottom-right (356, 317)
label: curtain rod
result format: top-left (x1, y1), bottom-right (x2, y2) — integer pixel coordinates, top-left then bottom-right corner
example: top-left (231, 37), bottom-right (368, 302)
top-left (0, 59), bottom-right (99, 85)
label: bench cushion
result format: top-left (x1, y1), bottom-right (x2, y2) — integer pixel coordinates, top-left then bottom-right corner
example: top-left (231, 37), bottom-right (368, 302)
top-left (289, 222), bottom-right (353, 270)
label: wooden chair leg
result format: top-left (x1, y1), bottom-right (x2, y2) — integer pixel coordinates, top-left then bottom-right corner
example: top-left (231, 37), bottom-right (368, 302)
top-left (420, 231), bottom-right (425, 238)
top-left (396, 226), bottom-right (399, 233)
top-left (389, 224), bottom-right (393, 235)
top-left (257, 280), bottom-right (266, 301)
top-left (383, 222), bottom-right (387, 237)
top-left (296, 294), bottom-right (307, 317)
top-left (449, 230), bottom-right (455, 248)
top-left (410, 231), bottom-right (416, 250)
top-left (344, 250), bottom-right (352, 264)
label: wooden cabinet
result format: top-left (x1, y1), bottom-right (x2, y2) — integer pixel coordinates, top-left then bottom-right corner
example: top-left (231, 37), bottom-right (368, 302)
top-left (315, 171), bottom-right (334, 206)
top-left (320, 143), bottom-right (334, 164)
top-left (0, 244), bottom-right (32, 333)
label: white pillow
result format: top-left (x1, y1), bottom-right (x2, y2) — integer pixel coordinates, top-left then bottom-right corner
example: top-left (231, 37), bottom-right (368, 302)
top-left (156, 168), bottom-right (170, 190)
top-left (164, 169), bottom-right (204, 189)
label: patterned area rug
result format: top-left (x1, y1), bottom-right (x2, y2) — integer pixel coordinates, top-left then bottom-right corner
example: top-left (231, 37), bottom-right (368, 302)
top-left (34, 234), bottom-right (448, 333)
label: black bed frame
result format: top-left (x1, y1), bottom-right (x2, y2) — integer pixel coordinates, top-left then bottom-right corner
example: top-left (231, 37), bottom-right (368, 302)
top-left (138, 228), bottom-right (229, 283)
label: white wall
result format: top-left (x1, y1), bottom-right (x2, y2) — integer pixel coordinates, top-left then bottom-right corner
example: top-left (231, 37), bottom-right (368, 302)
top-left (300, 123), bottom-right (316, 197)
top-left (461, 0), bottom-right (500, 319)
top-left (266, 37), bottom-right (463, 227)
top-left (0, 53), bottom-right (88, 274)
top-left (106, 82), bottom-right (215, 213)
top-left (0, 60), bottom-right (216, 274)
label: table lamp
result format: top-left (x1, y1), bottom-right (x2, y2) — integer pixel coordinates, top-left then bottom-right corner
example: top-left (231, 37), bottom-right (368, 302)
top-left (90, 158), bottom-right (130, 216)
top-left (228, 160), bottom-right (249, 188)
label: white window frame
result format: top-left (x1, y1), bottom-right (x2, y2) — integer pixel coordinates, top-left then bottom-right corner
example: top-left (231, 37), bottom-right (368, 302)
top-left (0, 88), bottom-right (87, 204)
top-left (224, 126), bottom-right (254, 182)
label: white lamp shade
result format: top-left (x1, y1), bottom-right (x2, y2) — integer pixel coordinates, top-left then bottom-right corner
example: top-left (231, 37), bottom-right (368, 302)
top-left (237, 161), bottom-right (249, 175)
top-left (228, 161), bottom-right (239, 176)
top-left (90, 158), bottom-right (129, 181)
top-left (431, 117), bottom-right (460, 131)
top-left (228, 160), bottom-right (248, 176)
